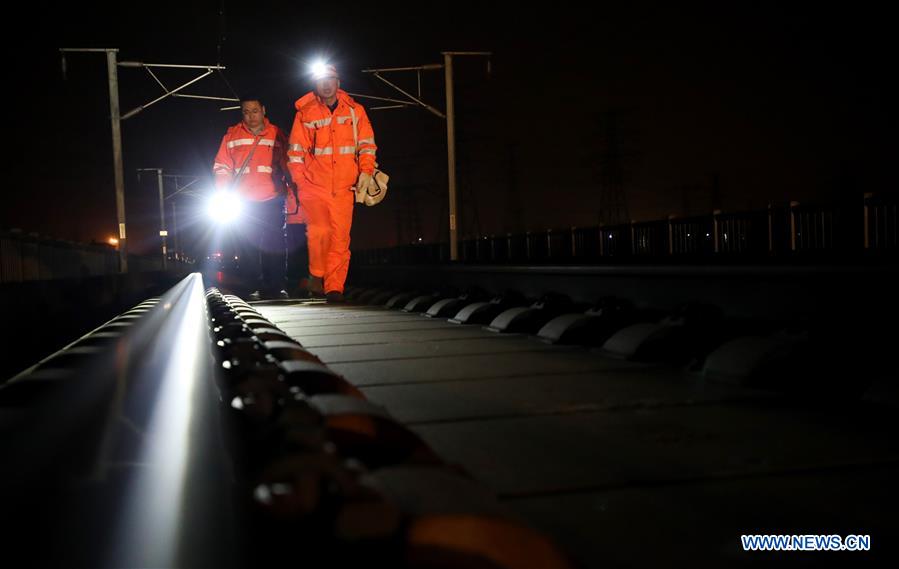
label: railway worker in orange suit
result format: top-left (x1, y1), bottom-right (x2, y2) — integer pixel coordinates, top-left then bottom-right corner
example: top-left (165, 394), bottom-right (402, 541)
top-left (212, 95), bottom-right (293, 299)
top-left (287, 63), bottom-right (377, 303)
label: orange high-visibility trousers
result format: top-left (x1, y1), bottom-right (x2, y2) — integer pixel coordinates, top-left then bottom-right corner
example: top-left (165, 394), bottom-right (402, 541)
top-left (300, 188), bottom-right (354, 293)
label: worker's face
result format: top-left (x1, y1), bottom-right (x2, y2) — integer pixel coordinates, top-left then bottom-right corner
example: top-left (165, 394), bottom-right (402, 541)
top-left (241, 101), bottom-right (265, 130)
top-left (315, 76), bottom-right (339, 100)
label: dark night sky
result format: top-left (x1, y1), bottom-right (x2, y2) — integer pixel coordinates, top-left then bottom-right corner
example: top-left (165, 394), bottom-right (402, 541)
top-left (5, 1), bottom-right (896, 255)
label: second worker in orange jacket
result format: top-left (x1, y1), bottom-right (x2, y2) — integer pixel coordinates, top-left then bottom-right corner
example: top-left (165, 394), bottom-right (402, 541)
top-left (287, 64), bottom-right (377, 302)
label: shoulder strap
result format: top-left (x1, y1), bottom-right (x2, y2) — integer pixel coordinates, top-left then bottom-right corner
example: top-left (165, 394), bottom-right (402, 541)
top-left (229, 133), bottom-right (263, 191)
top-left (349, 106), bottom-right (359, 160)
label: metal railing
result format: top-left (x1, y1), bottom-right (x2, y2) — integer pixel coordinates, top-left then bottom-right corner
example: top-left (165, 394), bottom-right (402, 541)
top-left (0, 229), bottom-right (193, 283)
top-left (356, 196), bottom-right (898, 265)
top-left (865, 192), bottom-right (898, 251)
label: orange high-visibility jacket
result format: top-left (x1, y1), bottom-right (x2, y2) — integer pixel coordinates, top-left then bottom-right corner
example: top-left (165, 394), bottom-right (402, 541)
top-left (213, 118), bottom-right (290, 202)
top-left (286, 90), bottom-right (377, 196)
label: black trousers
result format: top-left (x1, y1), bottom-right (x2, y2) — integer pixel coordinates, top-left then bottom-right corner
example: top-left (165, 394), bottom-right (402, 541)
top-left (235, 197), bottom-right (286, 293)
top-left (286, 223), bottom-right (309, 288)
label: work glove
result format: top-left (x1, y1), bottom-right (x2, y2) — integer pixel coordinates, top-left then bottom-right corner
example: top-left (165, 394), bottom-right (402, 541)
top-left (355, 172), bottom-right (373, 203)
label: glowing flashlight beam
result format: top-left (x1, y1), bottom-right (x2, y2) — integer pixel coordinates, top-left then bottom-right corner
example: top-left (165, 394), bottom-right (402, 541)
top-left (206, 191), bottom-right (243, 224)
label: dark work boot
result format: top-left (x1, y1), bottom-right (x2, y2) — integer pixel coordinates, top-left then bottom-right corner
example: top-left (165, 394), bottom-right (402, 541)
top-left (325, 291), bottom-right (345, 304)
